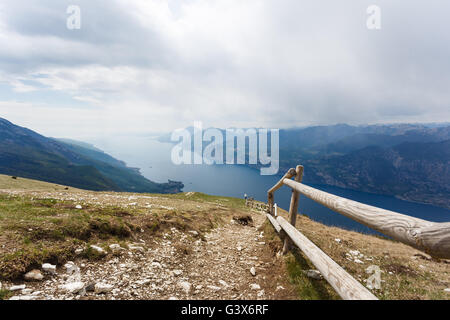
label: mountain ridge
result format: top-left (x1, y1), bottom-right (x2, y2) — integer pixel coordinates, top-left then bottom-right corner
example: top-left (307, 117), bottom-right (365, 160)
top-left (0, 118), bottom-right (183, 194)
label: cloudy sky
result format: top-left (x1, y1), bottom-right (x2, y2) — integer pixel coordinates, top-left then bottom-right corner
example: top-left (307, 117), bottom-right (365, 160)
top-left (0, 0), bottom-right (449, 140)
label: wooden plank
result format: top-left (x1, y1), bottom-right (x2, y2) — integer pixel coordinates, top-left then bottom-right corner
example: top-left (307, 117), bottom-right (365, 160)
top-left (267, 214), bottom-right (282, 233)
top-left (276, 216), bottom-right (378, 300)
top-left (267, 168), bottom-right (296, 215)
top-left (283, 179), bottom-right (450, 259)
top-left (283, 165), bottom-right (304, 254)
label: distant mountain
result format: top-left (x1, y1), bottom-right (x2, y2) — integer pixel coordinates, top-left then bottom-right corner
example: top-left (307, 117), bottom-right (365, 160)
top-left (0, 118), bottom-right (183, 193)
top-left (275, 124), bottom-right (450, 209)
top-left (158, 123), bottom-right (450, 209)
top-left (303, 140), bottom-right (450, 209)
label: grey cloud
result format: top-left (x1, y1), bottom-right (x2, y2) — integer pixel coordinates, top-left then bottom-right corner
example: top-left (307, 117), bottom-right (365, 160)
top-left (0, 0), bottom-right (449, 138)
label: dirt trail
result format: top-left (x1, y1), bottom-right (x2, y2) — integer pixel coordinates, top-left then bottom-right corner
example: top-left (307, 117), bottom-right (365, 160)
top-left (1, 189), bottom-right (296, 300)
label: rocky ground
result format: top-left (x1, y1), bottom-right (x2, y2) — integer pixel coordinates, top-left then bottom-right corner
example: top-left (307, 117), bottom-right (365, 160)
top-left (1, 175), bottom-right (449, 300)
top-left (0, 185), bottom-right (296, 300)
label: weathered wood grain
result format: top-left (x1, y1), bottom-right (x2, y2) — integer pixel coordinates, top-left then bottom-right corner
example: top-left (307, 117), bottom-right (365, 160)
top-left (276, 216), bottom-right (378, 300)
top-left (282, 179), bottom-right (450, 259)
top-left (283, 165), bottom-right (304, 254)
top-left (268, 168), bottom-right (296, 215)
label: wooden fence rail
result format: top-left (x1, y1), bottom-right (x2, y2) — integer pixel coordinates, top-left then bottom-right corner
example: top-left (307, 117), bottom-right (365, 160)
top-left (265, 165), bottom-right (450, 300)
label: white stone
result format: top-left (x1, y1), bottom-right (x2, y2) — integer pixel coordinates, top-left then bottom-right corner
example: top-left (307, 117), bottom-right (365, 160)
top-left (177, 281), bottom-right (191, 294)
top-left (95, 283), bottom-right (113, 294)
top-left (21, 288), bottom-right (33, 295)
top-left (129, 245), bottom-right (145, 253)
top-left (444, 288), bottom-right (450, 293)
top-left (59, 282), bottom-right (85, 294)
top-left (219, 280), bottom-right (229, 287)
top-left (75, 205), bottom-right (82, 209)
top-left (109, 244), bottom-right (123, 253)
top-left (24, 269), bottom-right (44, 281)
top-left (354, 259), bottom-right (364, 264)
top-left (250, 284), bottom-right (261, 290)
top-left (42, 263), bottom-right (57, 274)
top-left (64, 262), bottom-right (79, 275)
top-left (237, 246), bottom-right (242, 251)
top-left (136, 279), bottom-right (151, 286)
top-left (168, 296), bottom-right (178, 300)
top-left (335, 238), bottom-right (341, 243)
top-left (257, 290), bottom-right (265, 297)
top-left (90, 245), bottom-right (106, 255)
top-left (9, 284), bottom-right (26, 291)
top-left (9, 295), bottom-right (39, 300)
top-left (75, 248), bottom-right (84, 255)
top-left (305, 270), bottom-right (323, 280)
top-left (151, 262), bottom-right (162, 269)
top-left (250, 267), bottom-right (256, 276)
top-left (173, 270), bottom-right (183, 276)
top-left (207, 285), bottom-right (221, 291)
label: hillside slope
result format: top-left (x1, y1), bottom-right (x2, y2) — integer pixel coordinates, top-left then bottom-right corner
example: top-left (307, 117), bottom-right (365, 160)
top-left (0, 175), bottom-right (448, 300)
top-left (0, 118), bottom-right (183, 194)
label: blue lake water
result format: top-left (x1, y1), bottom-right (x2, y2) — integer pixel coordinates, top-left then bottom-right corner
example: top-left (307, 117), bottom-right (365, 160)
top-left (93, 136), bottom-right (450, 236)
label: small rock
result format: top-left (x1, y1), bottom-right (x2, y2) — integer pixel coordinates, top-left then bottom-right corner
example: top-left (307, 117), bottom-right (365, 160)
top-left (257, 290), bottom-right (265, 297)
top-left (151, 262), bottom-right (162, 269)
top-left (21, 288), bottom-right (33, 295)
top-left (168, 296), bottom-right (178, 300)
top-left (95, 283), bottom-right (113, 294)
top-left (250, 267), bottom-right (256, 276)
top-left (276, 285), bottom-right (285, 291)
top-left (90, 245), bottom-right (106, 255)
top-left (189, 230), bottom-right (199, 236)
top-left (75, 248), bottom-right (84, 255)
top-left (219, 280), bottom-right (229, 287)
top-left (173, 270), bottom-right (183, 276)
top-left (237, 246), bottom-right (242, 252)
top-left (444, 288), bottom-right (450, 293)
top-left (109, 244), bottom-right (123, 254)
top-left (75, 205), bottom-right (82, 209)
top-left (207, 285), bottom-right (221, 291)
top-left (129, 245), bottom-right (145, 253)
top-left (177, 281), bottom-right (191, 294)
top-left (9, 284), bottom-right (26, 291)
top-left (250, 284), bottom-right (261, 290)
top-left (9, 295), bottom-right (39, 300)
top-left (60, 282), bottom-right (85, 294)
top-left (335, 238), bottom-right (341, 243)
top-left (304, 270), bottom-right (323, 280)
top-left (42, 263), bottom-right (57, 274)
top-left (64, 262), bottom-right (79, 275)
top-left (136, 279), bottom-right (151, 286)
top-left (24, 269), bottom-right (44, 281)
top-left (354, 259), bottom-right (364, 264)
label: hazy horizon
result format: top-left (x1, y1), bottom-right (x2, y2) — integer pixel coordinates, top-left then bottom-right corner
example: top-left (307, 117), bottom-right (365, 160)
top-left (1, 1), bottom-right (450, 141)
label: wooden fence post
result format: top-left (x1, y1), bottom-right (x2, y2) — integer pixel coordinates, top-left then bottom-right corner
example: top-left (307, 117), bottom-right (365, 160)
top-left (283, 165), bottom-right (304, 254)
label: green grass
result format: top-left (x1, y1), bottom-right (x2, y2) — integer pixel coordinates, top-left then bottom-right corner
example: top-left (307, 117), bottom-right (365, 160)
top-left (0, 289), bottom-right (13, 300)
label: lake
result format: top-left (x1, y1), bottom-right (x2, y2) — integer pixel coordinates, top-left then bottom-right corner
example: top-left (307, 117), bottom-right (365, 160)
top-left (93, 136), bottom-right (450, 236)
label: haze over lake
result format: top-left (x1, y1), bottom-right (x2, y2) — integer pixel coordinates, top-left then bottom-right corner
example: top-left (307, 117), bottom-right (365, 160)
top-left (93, 136), bottom-right (450, 236)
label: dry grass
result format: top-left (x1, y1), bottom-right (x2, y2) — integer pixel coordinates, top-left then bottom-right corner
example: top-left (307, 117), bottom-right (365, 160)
top-left (269, 206), bottom-right (450, 300)
top-left (0, 175), bottom-right (249, 283)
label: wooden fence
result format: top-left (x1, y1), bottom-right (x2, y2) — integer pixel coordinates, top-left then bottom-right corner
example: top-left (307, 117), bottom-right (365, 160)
top-left (262, 165), bottom-right (450, 300)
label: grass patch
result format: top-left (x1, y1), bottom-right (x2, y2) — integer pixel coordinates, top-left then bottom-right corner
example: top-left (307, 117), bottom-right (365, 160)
top-left (0, 289), bottom-right (13, 300)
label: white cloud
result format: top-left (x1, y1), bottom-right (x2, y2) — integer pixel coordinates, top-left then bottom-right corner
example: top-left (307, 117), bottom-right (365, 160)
top-left (0, 0), bottom-right (449, 139)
